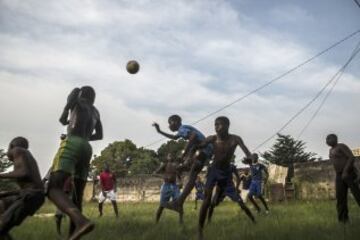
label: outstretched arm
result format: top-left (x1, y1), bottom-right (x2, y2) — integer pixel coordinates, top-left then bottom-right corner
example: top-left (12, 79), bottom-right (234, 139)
top-left (0, 149), bottom-right (28, 179)
top-left (59, 88), bottom-right (80, 125)
top-left (153, 162), bottom-right (166, 174)
top-left (152, 123), bottom-right (179, 140)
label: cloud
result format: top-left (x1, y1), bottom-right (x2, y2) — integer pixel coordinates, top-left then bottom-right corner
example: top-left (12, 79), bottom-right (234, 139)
top-left (0, 0), bottom-right (359, 173)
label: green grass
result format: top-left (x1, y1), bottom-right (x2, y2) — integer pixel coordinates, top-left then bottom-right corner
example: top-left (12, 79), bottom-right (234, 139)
top-left (11, 200), bottom-right (360, 240)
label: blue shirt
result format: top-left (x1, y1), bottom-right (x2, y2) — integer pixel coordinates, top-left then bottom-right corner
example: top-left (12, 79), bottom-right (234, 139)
top-left (195, 181), bottom-right (204, 193)
top-left (250, 163), bottom-right (266, 181)
top-left (176, 125), bottom-right (206, 141)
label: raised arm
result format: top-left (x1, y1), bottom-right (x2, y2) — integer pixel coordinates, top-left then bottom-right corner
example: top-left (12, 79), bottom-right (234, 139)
top-left (0, 149), bottom-right (28, 179)
top-left (152, 123), bottom-right (179, 140)
top-left (59, 88), bottom-right (80, 125)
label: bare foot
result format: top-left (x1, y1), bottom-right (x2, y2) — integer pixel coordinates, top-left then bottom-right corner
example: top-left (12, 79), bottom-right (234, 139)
top-left (68, 221), bottom-right (95, 240)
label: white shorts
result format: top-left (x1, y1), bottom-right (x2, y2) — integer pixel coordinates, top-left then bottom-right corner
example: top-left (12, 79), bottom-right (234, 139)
top-left (98, 190), bottom-right (117, 203)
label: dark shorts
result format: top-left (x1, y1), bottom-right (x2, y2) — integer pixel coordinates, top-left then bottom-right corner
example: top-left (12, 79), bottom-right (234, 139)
top-left (160, 183), bottom-right (180, 205)
top-left (218, 181), bottom-right (242, 203)
top-left (51, 135), bottom-right (92, 180)
top-left (196, 192), bottom-right (205, 200)
top-left (205, 166), bottom-right (232, 190)
top-left (248, 180), bottom-right (262, 197)
top-left (0, 190), bottom-right (44, 235)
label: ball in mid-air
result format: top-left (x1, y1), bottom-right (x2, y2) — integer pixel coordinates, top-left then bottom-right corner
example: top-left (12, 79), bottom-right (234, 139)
top-left (126, 60), bottom-right (140, 74)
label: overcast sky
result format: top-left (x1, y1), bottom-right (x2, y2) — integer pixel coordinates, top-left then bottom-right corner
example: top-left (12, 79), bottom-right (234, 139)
top-left (0, 0), bottom-right (359, 175)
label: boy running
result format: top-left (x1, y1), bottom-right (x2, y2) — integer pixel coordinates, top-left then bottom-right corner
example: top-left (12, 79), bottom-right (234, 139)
top-left (154, 153), bottom-right (183, 223)
top-left (197, 116), bottom-right (254, 240)
top-left (246, 153), bottom-right (269, 214)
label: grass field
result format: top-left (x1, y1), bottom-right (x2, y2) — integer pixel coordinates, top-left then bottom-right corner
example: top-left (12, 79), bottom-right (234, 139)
top-left (11, 200), bottom-right (360, 240)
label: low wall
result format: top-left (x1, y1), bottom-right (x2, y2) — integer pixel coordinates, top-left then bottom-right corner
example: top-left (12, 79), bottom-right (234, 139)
top-left (84, 164), bottom-right (288, 203)
top-left (294, 157), bottom-right (360, 200)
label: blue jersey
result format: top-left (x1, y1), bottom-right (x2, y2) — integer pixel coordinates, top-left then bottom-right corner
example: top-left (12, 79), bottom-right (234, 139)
top-left (195, 181), bottom-right (204, 193)
top-left (176, 125), bottom-right (213, 159)
top-left (250, 163), bottom-right (266, 181)
top-left (176, 125), bottom-right (206, 142)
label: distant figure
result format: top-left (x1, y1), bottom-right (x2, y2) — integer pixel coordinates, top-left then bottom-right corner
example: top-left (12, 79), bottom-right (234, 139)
top-left (247, 153), bottom-right (269, 214)
top-left (326, 134), bottom-right (360, 223)
top-left (152, 115), bottom-right (213, 215)
top-left (239, 169), bottom-right (252, 201)
top-left (194, 176), bottom-right (205, 210)
top-left (0, 137), bottom-right (45, 240)
top-left (98, 164), bottom-right (118, 218)
top-left (196, 116), bottom-right (255, 240)
top-left (48, 86), bottom-right (103, 240)
top-left (154, 153), bottom-right (182, 223)
top-left (207, 163), bottom-right (255, 224)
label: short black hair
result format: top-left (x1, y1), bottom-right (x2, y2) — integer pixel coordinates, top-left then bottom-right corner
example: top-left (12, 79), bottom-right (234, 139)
top-left (326, 134), bottom-right (338, 140)
top-left (168, 114), bottom-right (182, 123)
top-left (10, 137), bottom-right (29, 149)
top-left (215, 116), bottom-right (230, 126)
top-left (80, 86), bottom-right (96, 104)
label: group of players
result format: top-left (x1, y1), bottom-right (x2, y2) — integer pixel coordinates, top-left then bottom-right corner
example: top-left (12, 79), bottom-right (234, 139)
top-left (0, 86), bottom-right (359, 240)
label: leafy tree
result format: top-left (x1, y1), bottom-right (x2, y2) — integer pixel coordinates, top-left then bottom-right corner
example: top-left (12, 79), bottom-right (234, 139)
top-left (262, 134), bottom-right (317, 183)
top-left (128, 148), bottom-right (159, 176)
top-left (90, 139), bottom-right (137, 177)
top-left (157, 140), bottom-right (187, 162)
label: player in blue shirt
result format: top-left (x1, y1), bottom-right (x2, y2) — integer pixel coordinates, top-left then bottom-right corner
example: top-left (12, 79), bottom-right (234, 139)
top-left (152, 115), bottom-right (213, 214)
top-left (207, 163), bottom-right (255, 223)
top-left (246, 153), bottom-right (269, 213)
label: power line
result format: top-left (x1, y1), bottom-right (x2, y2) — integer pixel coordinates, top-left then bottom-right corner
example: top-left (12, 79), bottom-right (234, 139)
top-left (354, 0), bottom-right (360, 8)
top-left (144, 29), bottom-right (360, 148)
top-left (252, 41), bottom-right (360, 151)
top-left (297, 41), bottom-right (360, 138)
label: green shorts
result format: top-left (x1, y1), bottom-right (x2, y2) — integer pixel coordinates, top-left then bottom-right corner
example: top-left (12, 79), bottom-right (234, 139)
top-left (51, 135), bottom-right (92, 180)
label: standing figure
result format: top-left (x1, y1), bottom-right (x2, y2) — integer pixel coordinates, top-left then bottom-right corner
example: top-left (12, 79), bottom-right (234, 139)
top-left (154, 153), bottom-right (183, 223)
top-left (207, 163), bottom-right (255, 224)
top-left (152, 115), bottom-right (213, 214)
top-left (246, 153), bottom-right (269, 214)
top-left (0, 137), bottom-right (45, 240)
top-left (47, 86), bottom-right (103, 240)
top-left (194, 176), bottom-right (205, 210)
top-left (326, 134), bottom-right (360, 223)
top-left (98, 164), bottom-right (119, 218)
top-left (197, 116), bottom-right (254, 240)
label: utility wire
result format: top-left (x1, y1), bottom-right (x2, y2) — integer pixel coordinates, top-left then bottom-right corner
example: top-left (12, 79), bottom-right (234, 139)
top-left (144, 29), bottom-right (360, 148)
top-left (354, 0), bottom-right (360, 8)
top-left (297, 41), bottom-right (360, 138)
top-left (252, 41), bottom-right (360, 151)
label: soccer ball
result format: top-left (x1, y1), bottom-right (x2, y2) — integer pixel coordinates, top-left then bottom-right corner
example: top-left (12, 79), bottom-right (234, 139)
top-left (126, 60), bottom-right (140, 74)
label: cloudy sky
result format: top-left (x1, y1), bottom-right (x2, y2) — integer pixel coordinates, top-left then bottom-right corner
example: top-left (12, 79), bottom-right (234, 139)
top-left (0, 0), bottom-right (359, 174)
